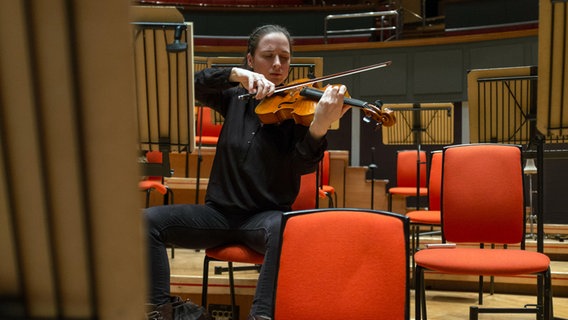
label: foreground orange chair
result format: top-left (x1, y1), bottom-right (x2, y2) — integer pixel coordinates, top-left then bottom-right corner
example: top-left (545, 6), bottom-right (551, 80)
top-left (273, 208), bottom-right (410, 320)
top-left (414, 144), bottom-right (553, 320)
top-left (388, 150), bottom-right (428, 211)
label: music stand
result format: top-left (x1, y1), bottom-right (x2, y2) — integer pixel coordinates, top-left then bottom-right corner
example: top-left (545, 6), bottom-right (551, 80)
top-left (467, 66), bottom-right (544, 250)
top-left (132, 11), bottom-right (195, 185)
top-left (467, 66), bottom-right (543, 248)
top-left (382, 103), bottom-right (454, 210)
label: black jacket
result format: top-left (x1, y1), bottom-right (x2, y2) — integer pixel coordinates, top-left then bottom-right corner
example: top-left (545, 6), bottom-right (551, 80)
top-left (194, 67), bottom-right (326, 216)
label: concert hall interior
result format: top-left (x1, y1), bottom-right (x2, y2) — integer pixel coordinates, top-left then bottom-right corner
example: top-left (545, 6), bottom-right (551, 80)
top-left (2, 0), bottom-right (568, 319)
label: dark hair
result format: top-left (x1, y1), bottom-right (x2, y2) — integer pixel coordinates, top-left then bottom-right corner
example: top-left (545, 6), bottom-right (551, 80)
top-left (243, 25), bottom-right (293, 69)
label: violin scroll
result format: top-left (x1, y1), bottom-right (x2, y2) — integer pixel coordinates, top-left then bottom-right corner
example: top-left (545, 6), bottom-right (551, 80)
top-left (360, 101), bottom-right (396, 129)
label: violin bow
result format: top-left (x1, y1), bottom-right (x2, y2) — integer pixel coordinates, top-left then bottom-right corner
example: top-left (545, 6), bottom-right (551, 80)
top-left (238, 60), bottom-right (392, 100)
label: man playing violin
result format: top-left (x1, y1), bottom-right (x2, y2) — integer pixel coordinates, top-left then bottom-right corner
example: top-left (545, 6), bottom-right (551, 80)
top-left (145, 24), bottom-right (350, 320)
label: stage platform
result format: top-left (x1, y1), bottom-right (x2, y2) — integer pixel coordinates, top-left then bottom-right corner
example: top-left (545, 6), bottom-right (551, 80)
top-left (167, 228), bottom-right (568, 320)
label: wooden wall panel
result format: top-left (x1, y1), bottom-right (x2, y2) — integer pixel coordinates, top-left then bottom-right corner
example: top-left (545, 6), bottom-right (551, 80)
top-left (0, 1), bottom-right (146, 319)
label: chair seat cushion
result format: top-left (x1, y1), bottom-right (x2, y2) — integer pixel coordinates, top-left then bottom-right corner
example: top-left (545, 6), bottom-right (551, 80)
top-left (197, 136), bottom-right (219, 145)
top-left (206, 244), bottom-right (264, 264)
top-left (406, 210), bottom-right (440, 225)
top-left (415, 247), bottom-right (550, 276)
top-left (389, 187), bottom-right (428, 196)
top-left (320, 185), bottom-right (335, 194)
top-left (138, 180), bottom-right (168, 195)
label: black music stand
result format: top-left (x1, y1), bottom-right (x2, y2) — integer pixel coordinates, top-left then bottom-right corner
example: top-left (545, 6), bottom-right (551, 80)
top-left (382, 103), bottom-right (454, 211)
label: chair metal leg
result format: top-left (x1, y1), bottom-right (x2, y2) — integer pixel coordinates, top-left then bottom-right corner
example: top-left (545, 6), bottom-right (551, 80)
top-left (414, 265), bottom-right (422, 320)
top-left (165, 188), bottom-right (176, 259)
top-left (227, 262), bottom-right (238, 320)
top-left (202, 257), bottom-right (240, 319)
top-left (478, 275), bottom-right (483, 305)
top-left (468, 268), bottom-right (553, 320)
top-left (415, 265), bottom-right (427, 320)
top-left (422, 269), bottom-right (427, 320)
top-left (325, 193), bottom-right (334, 208)
top-left (543, 267), bottom-right (553, 320)
top-left (202, 255), bottom-right (210, 307)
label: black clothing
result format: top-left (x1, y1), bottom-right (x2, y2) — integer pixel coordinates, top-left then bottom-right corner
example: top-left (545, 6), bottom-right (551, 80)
top-left (194, 67), bottom-right (326, 214)
top-left (147, 67), bottom-right (327, 317)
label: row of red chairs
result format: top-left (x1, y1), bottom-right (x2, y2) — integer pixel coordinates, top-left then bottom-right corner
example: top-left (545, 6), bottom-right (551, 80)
top-left (142, 138), bottom-right (552, 319)
top-left (205, 145), bottom-right (552, 319)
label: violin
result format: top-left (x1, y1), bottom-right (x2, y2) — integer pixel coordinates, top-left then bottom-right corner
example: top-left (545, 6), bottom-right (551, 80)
top-left (240, 61), bottom-right (396, 128)
top-left (254, 82), bottom-right (396, 128)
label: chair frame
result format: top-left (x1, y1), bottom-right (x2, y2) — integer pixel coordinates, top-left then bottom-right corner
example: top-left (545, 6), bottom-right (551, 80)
top-left (406, 150), bottom-right (443, 266)
top-left (200, 170), bottom-right (321, 319)
top-left (201, 249), bottom-right (262, 319)
top-left (414, 144), bottom-right (553, 320)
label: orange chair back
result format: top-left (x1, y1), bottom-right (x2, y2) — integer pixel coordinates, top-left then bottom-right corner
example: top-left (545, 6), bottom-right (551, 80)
top-left (145, 150), bottom-right (163, 182)
top-left (291, 172), bottom-right (317, 211)
top-left (196, 107), bottom-right (222, 143)
top-left (396, 150), bottom-right (427, 188)
top-left (427, 151), bottom-right (443, 211)
top-left (274, 209), bottom-right (410, 320)
top-left (319, 150), bottom-right (331, 186)
top-left (442, 144), bottom-right (524, 244)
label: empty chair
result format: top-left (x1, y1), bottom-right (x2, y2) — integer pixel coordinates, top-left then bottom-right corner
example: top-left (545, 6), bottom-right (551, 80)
top-left (388, 150), bottom-right (428, 212)
top-left (405, 150), bottom-right (442, 255)
top-left (414, 144), bottom-right (553, 320)
top-left (318, 150), bottom-right (336, 207)
top-left (139, 150), bottom-right (173, 208)
top-left (196, 106), bottom-right (222, 146)
top-left (273, 208), bottom-right (410, 320)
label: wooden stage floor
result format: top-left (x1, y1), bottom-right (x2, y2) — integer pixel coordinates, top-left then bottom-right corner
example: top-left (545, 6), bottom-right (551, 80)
top-left (168, 248), bottom-right (568, 320)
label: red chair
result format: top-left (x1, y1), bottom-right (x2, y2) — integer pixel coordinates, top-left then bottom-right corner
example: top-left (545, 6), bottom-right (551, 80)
top-left (414, 144), bottom-right (553, 320)
top-left (318, 150), bottom-right (336, 207)
top-left (196, 107), bottom-right (222, 146)
top-left (274, 208), bottom-right (410, 319)
top-left (201, 244), bottom-right (264, 318)
top-left (405, 150), bottom-right (442, 255)
top-left (388, 150), bottom-right (428, 212)
top-left (138, 150), bottom-right (173, 208)
top-left (139, 150), bottom-right (175, 258)
top-left (201, 171), bottom-right (321, 318)
top-left (292, 171), bottom-right (325, 211)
